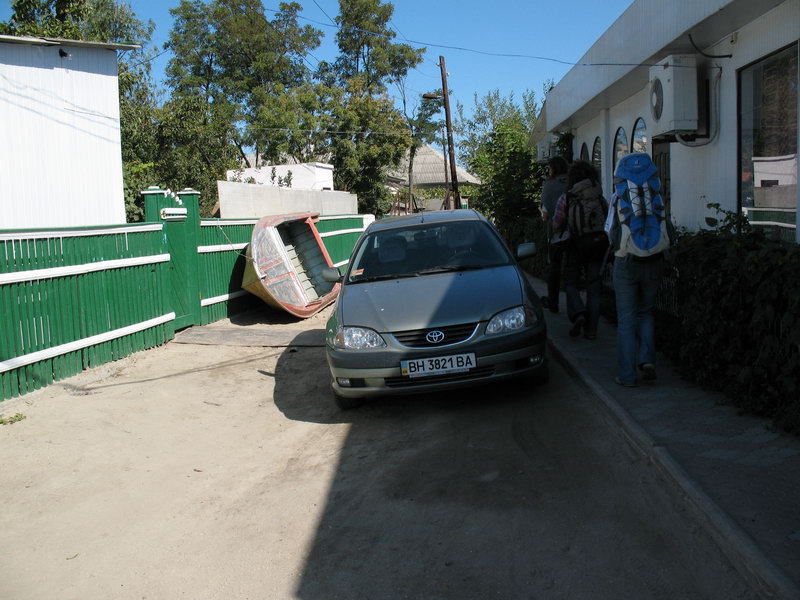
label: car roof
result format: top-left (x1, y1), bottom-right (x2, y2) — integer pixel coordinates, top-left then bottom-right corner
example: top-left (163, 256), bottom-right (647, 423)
top-left (366, 209), bottom-right (488, 234)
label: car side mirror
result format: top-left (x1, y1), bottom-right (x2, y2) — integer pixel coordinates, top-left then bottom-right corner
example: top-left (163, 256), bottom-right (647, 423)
top-left (516, 242), bottom-right (536, 260)
top-left (322, 266), bottom-right (342, 282)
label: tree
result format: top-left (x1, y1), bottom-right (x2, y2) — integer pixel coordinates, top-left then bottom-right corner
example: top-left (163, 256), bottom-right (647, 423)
top-left (397, 82), bottom-right (443, 212)
top-left (460, 90), bottom-right (544, 250)
top-left (0, 0), bottom-right (86, 38)
top-left (324, 0), bottom-right (424, 215)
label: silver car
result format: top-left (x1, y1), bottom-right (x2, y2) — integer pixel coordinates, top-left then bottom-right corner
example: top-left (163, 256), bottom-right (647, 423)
top-left (322, 210), bottom-right (548, 409)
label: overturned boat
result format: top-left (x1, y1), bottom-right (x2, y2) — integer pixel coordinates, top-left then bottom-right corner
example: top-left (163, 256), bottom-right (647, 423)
top-left (242, 212), bottom-right (340, 318)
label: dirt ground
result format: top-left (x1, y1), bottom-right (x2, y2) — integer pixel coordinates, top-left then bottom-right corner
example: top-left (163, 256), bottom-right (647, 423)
top-left (0, 307), bottom-right (341, 600)
top-left (0, 306), bottom-right (756, 600)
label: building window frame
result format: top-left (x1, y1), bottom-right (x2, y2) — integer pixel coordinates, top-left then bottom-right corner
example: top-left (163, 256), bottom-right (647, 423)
top-left (737, 41), bottom-right (799, 243)
top-left (631, 118), bottom-right (648, 154)
top-left (613, 127), bottom-right (628, 171)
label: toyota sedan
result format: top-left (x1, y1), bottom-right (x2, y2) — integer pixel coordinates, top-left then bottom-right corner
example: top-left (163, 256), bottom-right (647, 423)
top-left (322, 209), bottom-right (548, 409)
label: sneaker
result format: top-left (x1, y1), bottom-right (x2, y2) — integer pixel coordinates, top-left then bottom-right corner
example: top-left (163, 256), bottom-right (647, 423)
top-left (569, 315), bottom-right (585, 337)
top-left (614, 376), bottom-right (636, 388)
top-left (640, 363), bottom-right (657, 381)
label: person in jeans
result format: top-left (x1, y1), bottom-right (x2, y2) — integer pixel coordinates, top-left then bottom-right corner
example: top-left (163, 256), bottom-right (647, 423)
top-left (610, 253), bottom-right (665, 386)
top-left (539, 156), bottom-right (569, 312)
top-left (551, 160), bottom-right (608, 340)
top-left (605, 153), bottom-right (669, 387)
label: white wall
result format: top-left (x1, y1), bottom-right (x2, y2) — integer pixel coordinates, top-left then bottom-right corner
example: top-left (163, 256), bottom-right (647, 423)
top-left (217, 181), bottom-right (357, 218)
top-left (566, 0), bottom-right (799, 234)
top-left (226, 162), bottom-right (335, 191)
top-left (0, 41), bottom-right (126, 229)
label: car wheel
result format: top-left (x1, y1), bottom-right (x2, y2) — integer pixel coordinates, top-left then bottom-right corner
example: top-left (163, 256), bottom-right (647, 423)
top-left (332, 388), bottom-right (363, 410)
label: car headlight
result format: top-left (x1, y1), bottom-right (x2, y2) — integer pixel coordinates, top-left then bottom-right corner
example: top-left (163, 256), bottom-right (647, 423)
top-left (332, 326), bottom-right (387, 349)
top-left (486, 306), bottom-right (530, 334)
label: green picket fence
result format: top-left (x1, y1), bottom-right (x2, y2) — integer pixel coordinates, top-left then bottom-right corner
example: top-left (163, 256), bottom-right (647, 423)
top-left (1, 202), bottom-right (372, 402)
top-left (198, 219), bottom-right (261, 325)
top-left (0, 224), bottom-right (173, 400)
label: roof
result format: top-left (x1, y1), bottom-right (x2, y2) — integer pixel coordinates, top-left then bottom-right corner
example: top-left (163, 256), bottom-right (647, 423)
top-left (367, 209), bottom-right (486, 233)
top-left (389, 144), bottom-right (480, 187)
top-left (0, 34), bottom-right (139, 51)
top-left (545, 0), bottom-right (785, 132)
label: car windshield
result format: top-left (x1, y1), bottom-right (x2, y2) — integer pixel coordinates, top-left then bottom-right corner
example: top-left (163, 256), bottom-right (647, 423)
top-left (346, 220), bottom-right (512, 283)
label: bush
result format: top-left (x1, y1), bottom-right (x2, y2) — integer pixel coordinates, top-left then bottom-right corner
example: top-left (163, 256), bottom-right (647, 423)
top-left (658, 206), bottom-right (800, 434)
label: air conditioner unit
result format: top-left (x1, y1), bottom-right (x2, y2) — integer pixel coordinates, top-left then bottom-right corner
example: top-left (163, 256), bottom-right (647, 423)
top-left (649, 54), bottom-right (699, 137)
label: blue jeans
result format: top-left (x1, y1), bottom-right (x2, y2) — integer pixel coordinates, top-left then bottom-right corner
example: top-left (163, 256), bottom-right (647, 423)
top-left (564, 245), bottom-right (604, 335)
top-left (612, 255), bottom-right (666, 385)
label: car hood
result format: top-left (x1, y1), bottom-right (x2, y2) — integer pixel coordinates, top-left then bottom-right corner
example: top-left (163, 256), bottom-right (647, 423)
top-left (339, 265), bottom-right (524, 332)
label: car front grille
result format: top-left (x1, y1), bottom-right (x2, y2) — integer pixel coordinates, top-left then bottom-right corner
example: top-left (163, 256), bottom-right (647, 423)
top-left (391, 322), bottom-right (479, 348)
top-left (384, 366), bottom-right (495, 388)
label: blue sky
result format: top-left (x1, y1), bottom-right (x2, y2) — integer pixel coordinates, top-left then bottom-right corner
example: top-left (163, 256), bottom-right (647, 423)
top-left (1, 0), bottom-right (633, 116)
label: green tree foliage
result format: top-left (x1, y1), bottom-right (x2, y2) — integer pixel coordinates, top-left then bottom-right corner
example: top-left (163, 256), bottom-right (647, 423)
top-left (166, 0), bottom-right (324, 168)
top-left (0, 0), bottom-right (86, 37)
top-left (324, 0), bottom-right (423, 215)
top-left (460, 90), bottom-right (545, 253)
top-left (397, 82), bottom-right (443, 210)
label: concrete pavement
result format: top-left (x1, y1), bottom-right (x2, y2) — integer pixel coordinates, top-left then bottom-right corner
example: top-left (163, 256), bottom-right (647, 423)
top-left (528, 276), bottom-right (800, 600)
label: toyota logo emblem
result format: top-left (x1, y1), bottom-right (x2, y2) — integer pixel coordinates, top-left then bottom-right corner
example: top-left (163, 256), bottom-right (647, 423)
top-left (426, 330), bottom-right (445, 344)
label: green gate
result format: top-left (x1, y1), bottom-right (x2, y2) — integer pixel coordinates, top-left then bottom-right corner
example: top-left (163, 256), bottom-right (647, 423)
top-left (143, 188), bottom-right (201, 331)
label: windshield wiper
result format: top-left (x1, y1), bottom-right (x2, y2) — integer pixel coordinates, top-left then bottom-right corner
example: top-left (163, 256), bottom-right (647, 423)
top-left (415, 264), bottom-right (486, 274)
top-left (348, 272), bottom-right (420, 284)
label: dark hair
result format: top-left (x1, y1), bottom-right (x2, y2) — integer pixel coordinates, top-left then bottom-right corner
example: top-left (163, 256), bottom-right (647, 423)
top-left (547, 156), bottom-right (569, 179)
top-left (566, 160), bottom-right (600, 190)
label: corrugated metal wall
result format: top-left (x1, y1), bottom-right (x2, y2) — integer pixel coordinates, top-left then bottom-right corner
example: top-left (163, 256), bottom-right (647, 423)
top-left (0, 42), bottom-right (126, 229)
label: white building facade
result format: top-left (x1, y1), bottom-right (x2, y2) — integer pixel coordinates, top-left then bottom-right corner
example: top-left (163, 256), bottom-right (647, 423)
top-left (0, 36), bottom-right (135, 229)
top-left (544, 0), bottom-right (799, 243)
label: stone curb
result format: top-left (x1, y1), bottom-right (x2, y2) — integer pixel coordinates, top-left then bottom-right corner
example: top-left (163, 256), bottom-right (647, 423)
top-left (547, 335), bottom-right (800, 600)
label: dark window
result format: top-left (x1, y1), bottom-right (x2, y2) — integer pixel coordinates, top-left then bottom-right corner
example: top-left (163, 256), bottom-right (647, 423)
top-left (592, 137), bottom-right (602, 174)
top-left (739, 43), bottom-right (798, 242)
top-left (580, 143), bottom-right (589, 161)
top-left (613, 127), bottom-right (628, 171)
top-left (631, 118), bottom-right (648, 153)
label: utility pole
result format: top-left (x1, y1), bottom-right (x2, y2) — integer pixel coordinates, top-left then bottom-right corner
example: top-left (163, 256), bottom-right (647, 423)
top-left (438, 56), bottom-right (460, 210)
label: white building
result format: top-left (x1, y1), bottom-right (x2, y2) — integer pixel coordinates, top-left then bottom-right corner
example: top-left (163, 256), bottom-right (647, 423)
top-left (542, 0), bottom-right (799, 243)
top-left (226, 162), bottom-right (335, 191)
top-left (0, 35), bottom-right (136, 229)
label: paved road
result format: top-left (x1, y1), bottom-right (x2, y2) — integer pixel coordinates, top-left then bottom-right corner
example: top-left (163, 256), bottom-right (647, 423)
top-left (0, 312), bottom-right (758, 599)
top-left (281, 350), bottom-right (757, 600)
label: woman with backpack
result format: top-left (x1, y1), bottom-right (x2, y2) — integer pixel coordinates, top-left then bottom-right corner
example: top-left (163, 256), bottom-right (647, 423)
top-left (551, 160), bottom-right (609, 340)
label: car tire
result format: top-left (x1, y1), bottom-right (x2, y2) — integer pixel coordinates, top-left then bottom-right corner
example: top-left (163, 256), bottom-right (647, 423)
top-left (332, 388), bottom-right (363, 410)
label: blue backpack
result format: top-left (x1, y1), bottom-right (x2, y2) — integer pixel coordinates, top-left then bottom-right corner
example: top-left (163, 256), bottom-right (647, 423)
top-left (611, 153), bottom-right (672, 258)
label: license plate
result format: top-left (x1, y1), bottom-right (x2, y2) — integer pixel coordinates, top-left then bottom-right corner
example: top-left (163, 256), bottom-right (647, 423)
top-left (400, 353), bottom-right (476, 378)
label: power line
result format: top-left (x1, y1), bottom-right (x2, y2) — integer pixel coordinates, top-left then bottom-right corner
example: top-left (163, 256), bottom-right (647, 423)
top-left (264, 7), bottom-right (682, 70)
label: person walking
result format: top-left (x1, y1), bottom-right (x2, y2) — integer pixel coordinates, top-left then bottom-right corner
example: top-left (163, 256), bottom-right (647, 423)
top-left (540, 156), bottom-right (569, 313)
top-left (606, 152), bottom-right (672, 387)
top-left (551, 160), bottom-right (608, 340)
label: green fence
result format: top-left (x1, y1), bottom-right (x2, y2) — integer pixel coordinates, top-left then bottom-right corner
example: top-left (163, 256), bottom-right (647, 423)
top-left (0, 224), bottom-right (173, 400)
top-left (1, 189), bottom-right (372, 402)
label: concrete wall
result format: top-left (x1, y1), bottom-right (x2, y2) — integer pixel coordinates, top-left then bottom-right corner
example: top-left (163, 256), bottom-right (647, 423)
top-left (217, 181), bottom-right (358, 218)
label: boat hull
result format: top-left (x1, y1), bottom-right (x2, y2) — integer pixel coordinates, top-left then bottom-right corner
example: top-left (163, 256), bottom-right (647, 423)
top-left (242, 213), bottom-right (340, 318)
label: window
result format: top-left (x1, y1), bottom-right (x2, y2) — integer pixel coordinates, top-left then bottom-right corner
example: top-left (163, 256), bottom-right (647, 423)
top-left (580, 143), bottom-right (589, 161)
top-left (613, 127), bottom-right (628, 170)
top-left (739, 43), bottom-right (798, 242)
top-left (592, 137), bottom-right (602, 174)
top-left (631, 118), bottom-right (648, 153)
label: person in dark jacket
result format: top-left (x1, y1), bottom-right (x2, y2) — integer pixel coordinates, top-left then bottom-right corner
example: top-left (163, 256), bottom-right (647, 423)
top-left (551, 161), bottom-right (608, 339)
top-left (539, 156), bottom-right (569, 312)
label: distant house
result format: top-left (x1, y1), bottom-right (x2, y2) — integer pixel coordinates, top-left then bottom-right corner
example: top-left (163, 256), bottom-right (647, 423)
top-left (0, 35), bottom-right (137, 229)
top-left (388, 143), bottom-right (480, 212)
top-left (539, 0), bottom-right (798, 243)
